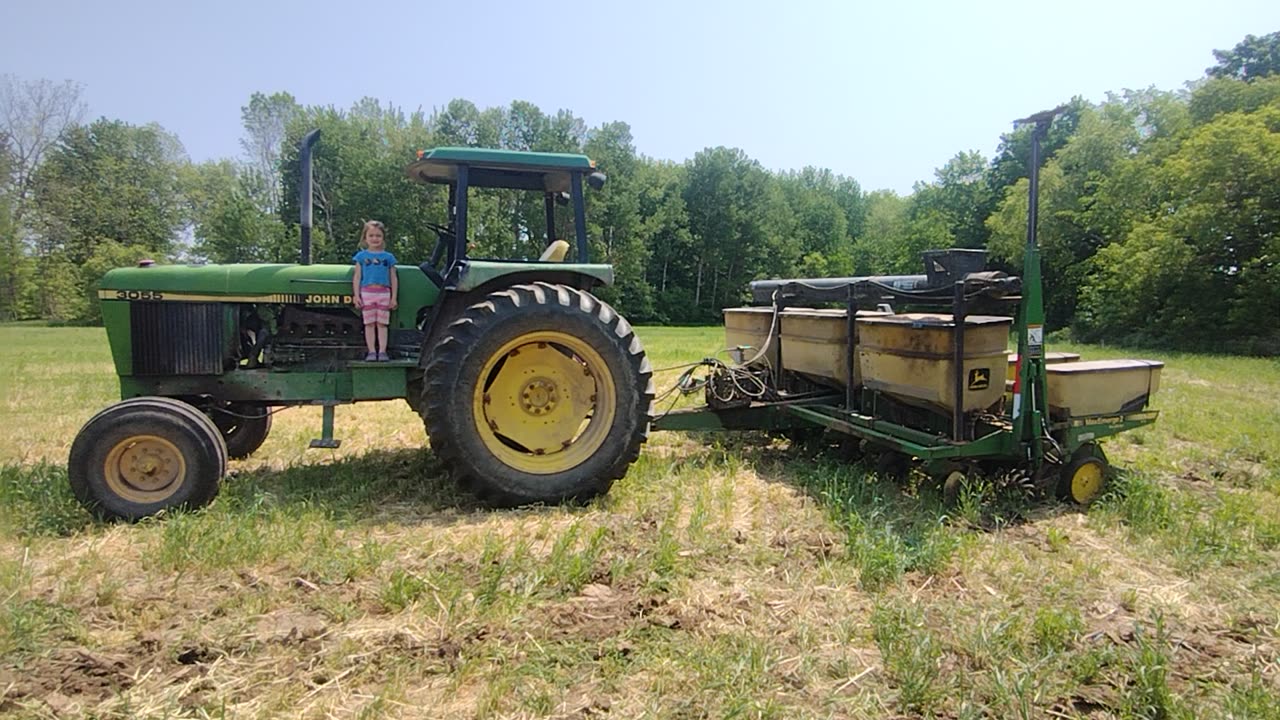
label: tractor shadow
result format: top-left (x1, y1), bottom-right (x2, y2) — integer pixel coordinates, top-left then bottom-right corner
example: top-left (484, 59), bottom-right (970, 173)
top-left (219, 447), bottom-right (500, 528)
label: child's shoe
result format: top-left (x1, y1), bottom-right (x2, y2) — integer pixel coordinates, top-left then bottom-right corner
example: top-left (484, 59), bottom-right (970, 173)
top-left (364, 352), bottom-right (378, 361)
top-left (377, 352), bottom-right (391, 361)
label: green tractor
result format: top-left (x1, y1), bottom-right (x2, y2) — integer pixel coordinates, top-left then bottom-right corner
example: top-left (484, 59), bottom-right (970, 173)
top-left (70, 131), bottom-right (654, 520)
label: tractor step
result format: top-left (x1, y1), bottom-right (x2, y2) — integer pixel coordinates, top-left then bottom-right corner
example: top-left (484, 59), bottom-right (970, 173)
top-left (308, 403), bottom-right (341, 449)
top-left (348, 358), bottom-right (418, 368)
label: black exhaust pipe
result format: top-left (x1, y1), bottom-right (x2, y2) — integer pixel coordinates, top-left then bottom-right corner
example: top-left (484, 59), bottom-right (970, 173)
top-left (299, 129), bottom-right (321, 265)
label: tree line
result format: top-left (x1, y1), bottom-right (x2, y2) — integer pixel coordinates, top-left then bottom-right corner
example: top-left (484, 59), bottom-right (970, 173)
top-left (1, 31), bottom-right (1277, 353)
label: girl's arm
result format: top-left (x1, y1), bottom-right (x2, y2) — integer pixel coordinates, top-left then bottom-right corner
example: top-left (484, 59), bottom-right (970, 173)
top-left (389, 265), bottom-right (399, 309)
top-left (352, 263), bottom-right (363, 308)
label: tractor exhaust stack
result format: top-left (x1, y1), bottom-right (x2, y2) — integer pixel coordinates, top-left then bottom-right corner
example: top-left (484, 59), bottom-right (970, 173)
top-left (299, 129), bottom-right (321, 265)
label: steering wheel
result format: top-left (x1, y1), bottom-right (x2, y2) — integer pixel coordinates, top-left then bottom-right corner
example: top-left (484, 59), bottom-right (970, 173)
top-left (424, 222), bottom-right (455, 269)
top-left (425, 222), bottom-right (454, 239)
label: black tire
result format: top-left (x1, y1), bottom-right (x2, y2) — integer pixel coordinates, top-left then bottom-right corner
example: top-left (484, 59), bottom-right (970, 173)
top-left (69, 397), bottom-right (227, 521)
top-left (422, 282), bottom-right (654, 506)
top-left (873, 450), bottom-right (911, 481)
top-left (778, 427), bottom-right (824, 455)
top-left (1057, 443), bottom-right (1109, 505)
top-left (405, 372), bottom-right (425, 415)
top-left (209, 402), bottom-right (272, 459)
top-left (833, 436), bottom-right (866, 463)
top-left (934, 462), bottom-right (968, 506)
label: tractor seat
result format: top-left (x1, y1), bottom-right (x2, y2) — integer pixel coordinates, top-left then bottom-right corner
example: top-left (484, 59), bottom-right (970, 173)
top-left (539, 240), bottom-right (570, 262)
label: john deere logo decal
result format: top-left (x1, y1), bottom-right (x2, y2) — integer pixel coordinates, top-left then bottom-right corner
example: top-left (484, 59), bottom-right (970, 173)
top-left (968, 368), bottom-right (990, 391)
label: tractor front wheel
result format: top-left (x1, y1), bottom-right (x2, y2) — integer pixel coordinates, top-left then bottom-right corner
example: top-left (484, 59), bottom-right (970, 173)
top-left (422, 283), bottom-right (653, 506)
top-left (69, 397), bottom-right (227, 521)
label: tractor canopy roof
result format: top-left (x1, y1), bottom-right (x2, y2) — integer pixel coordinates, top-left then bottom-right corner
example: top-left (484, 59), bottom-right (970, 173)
top-left (405, 147), bottom-right (595, 193)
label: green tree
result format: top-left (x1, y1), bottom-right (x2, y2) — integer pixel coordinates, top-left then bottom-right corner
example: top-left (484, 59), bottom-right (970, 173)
top-left (909, 150), bottom-right (992, 251)
top-left (31, 119), bottom-right (187, 264)
top-left (985, 97), bottom-right (1089, 202)
top-left (0, 138), bottom-right (26, 318)
top-left (1188, 75), bottom-right (1280, 125)
top-left (1079, 106), bottom-right (1280, 351)
top-left (778, 167), bottom-right (852, 277)
top-left (585, 121), bottom-right (651, 318)
top-left (430, 99), bottom-right (502, 147)
top-left (637, 160), bottom-right (694, 323)
top-left (0, 169), bottom-right (34, 319)
top-left (1207, 31), bottom-right (1280, 80)
top-left (280, 100), bottom-right (438, 265)
top-left (186, 160), bottom-right (291, 263)
top-left (988, 101), bottom-right (1155, 328)
top-left (28, 119), bottom-right (188, 321)
top-left (855, 190), bottom-right (909, 274)
top-left (683, 147), bottom-right (789, 320)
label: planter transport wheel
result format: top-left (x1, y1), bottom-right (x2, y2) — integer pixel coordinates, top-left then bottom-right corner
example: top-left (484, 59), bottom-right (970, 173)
top-left (1058, 443), bottom-right (1109, 505)
top-left (69, 396), bottom-right (227, 521)
top-left (422, 283), bottom-right (654, 506)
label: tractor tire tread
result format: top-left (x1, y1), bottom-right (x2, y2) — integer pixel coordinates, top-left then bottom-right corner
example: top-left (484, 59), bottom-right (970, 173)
top-left (421, 282), bottom-right (653, 506)
top-left (68, 397), bottom-right (225, 521)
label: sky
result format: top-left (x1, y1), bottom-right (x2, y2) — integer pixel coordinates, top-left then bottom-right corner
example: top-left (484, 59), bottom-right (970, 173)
top-left (2, 0), bottom-right (1276, 194)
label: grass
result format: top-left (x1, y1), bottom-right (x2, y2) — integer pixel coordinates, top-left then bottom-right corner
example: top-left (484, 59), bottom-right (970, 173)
top-left (0, 324), bottom-right (1278, 718)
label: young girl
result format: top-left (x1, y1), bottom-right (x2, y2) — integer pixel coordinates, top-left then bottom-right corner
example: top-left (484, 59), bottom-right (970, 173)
top-left (351, 220), bottom-right (398, 361)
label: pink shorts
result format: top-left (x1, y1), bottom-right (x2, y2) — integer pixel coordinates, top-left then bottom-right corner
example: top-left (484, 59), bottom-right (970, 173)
top-left (359, 286), bottom-right (391, 325)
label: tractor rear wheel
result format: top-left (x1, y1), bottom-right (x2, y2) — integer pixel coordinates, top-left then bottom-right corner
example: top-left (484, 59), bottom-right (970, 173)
top-left (69, 397), bottom-right (227, 521)
top-left (422, 283), bottom-right (654, 506)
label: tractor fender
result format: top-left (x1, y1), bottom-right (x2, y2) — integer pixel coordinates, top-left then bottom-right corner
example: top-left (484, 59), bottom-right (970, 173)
top-left (453, 261), bottom-right (613, 294)
top-left (417, 270), bottom-right (611, 367)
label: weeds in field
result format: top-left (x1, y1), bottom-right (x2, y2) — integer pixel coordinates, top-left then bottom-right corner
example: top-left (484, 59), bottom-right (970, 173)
top-left (1222, 673), bottom-right (1280, 720)
top-left (542, 521), bottom-right (608, 594)
top-left (1120, 614), bottom-right (1181, 720)
top-left (872, 603), bottom-right (943, 714)
top-left (788, 459), bottom-right (964, 590)
top-left (380, 568), bottom-right (428, 611)
top-left (1, 327), bottom-right (1278, 717)
top-left (0, 462), bottom-right (88, 536)
top-left (1031, 606), bottom-right (1084, 653)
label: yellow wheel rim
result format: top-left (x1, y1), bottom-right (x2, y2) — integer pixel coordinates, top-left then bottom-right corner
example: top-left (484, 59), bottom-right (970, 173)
top-left (103, 435), bottom-right (186, 504)
top-left (1070, 460), bottom-right (1104, 504)
top-left (473, 331), bottom-right (616, 475)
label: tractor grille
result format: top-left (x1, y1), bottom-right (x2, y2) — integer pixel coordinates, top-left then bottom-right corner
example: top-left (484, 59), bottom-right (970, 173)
top-left (130, 302), bottom-right (225, 376)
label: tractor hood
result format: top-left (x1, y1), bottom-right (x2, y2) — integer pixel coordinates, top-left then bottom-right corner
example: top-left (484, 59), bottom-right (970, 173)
top-left (102, 263), bottom-right (356, 299)
top-left (98, 263), bottom-right (436, 307)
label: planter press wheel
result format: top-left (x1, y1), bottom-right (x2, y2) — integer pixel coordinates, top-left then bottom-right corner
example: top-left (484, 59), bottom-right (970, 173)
top-left (68, 397), bottom-right (227, 521)
top-left (873, 450), bottom-right (912, 481)
top-left (422, 282), bottom-right (654, 506)
top-left (1058, 443), bottom-right (1110, 505)
top-left (940, 463), bottom-right (970, 506)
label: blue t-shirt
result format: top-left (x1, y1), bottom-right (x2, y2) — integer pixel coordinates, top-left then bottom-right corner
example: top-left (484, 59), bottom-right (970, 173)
top-left (353, 250), bottom-right (397, 287)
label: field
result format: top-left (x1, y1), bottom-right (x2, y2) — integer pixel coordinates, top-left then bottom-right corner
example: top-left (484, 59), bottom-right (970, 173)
top-left (1, 324), bottom-right (1278, 719)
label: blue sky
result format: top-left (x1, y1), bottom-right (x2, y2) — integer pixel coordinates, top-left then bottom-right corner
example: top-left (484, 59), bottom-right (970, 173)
top-left (3, 0), bottom-right (1275, 193)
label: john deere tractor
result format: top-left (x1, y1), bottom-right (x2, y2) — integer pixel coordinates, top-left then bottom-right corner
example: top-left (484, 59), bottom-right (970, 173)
top-left (70, 131), bottom-right (654, 520)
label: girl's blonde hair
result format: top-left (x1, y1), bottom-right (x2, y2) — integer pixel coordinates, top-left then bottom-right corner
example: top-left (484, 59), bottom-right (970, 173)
top-left (358, 220), bottom-right (386, 248)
